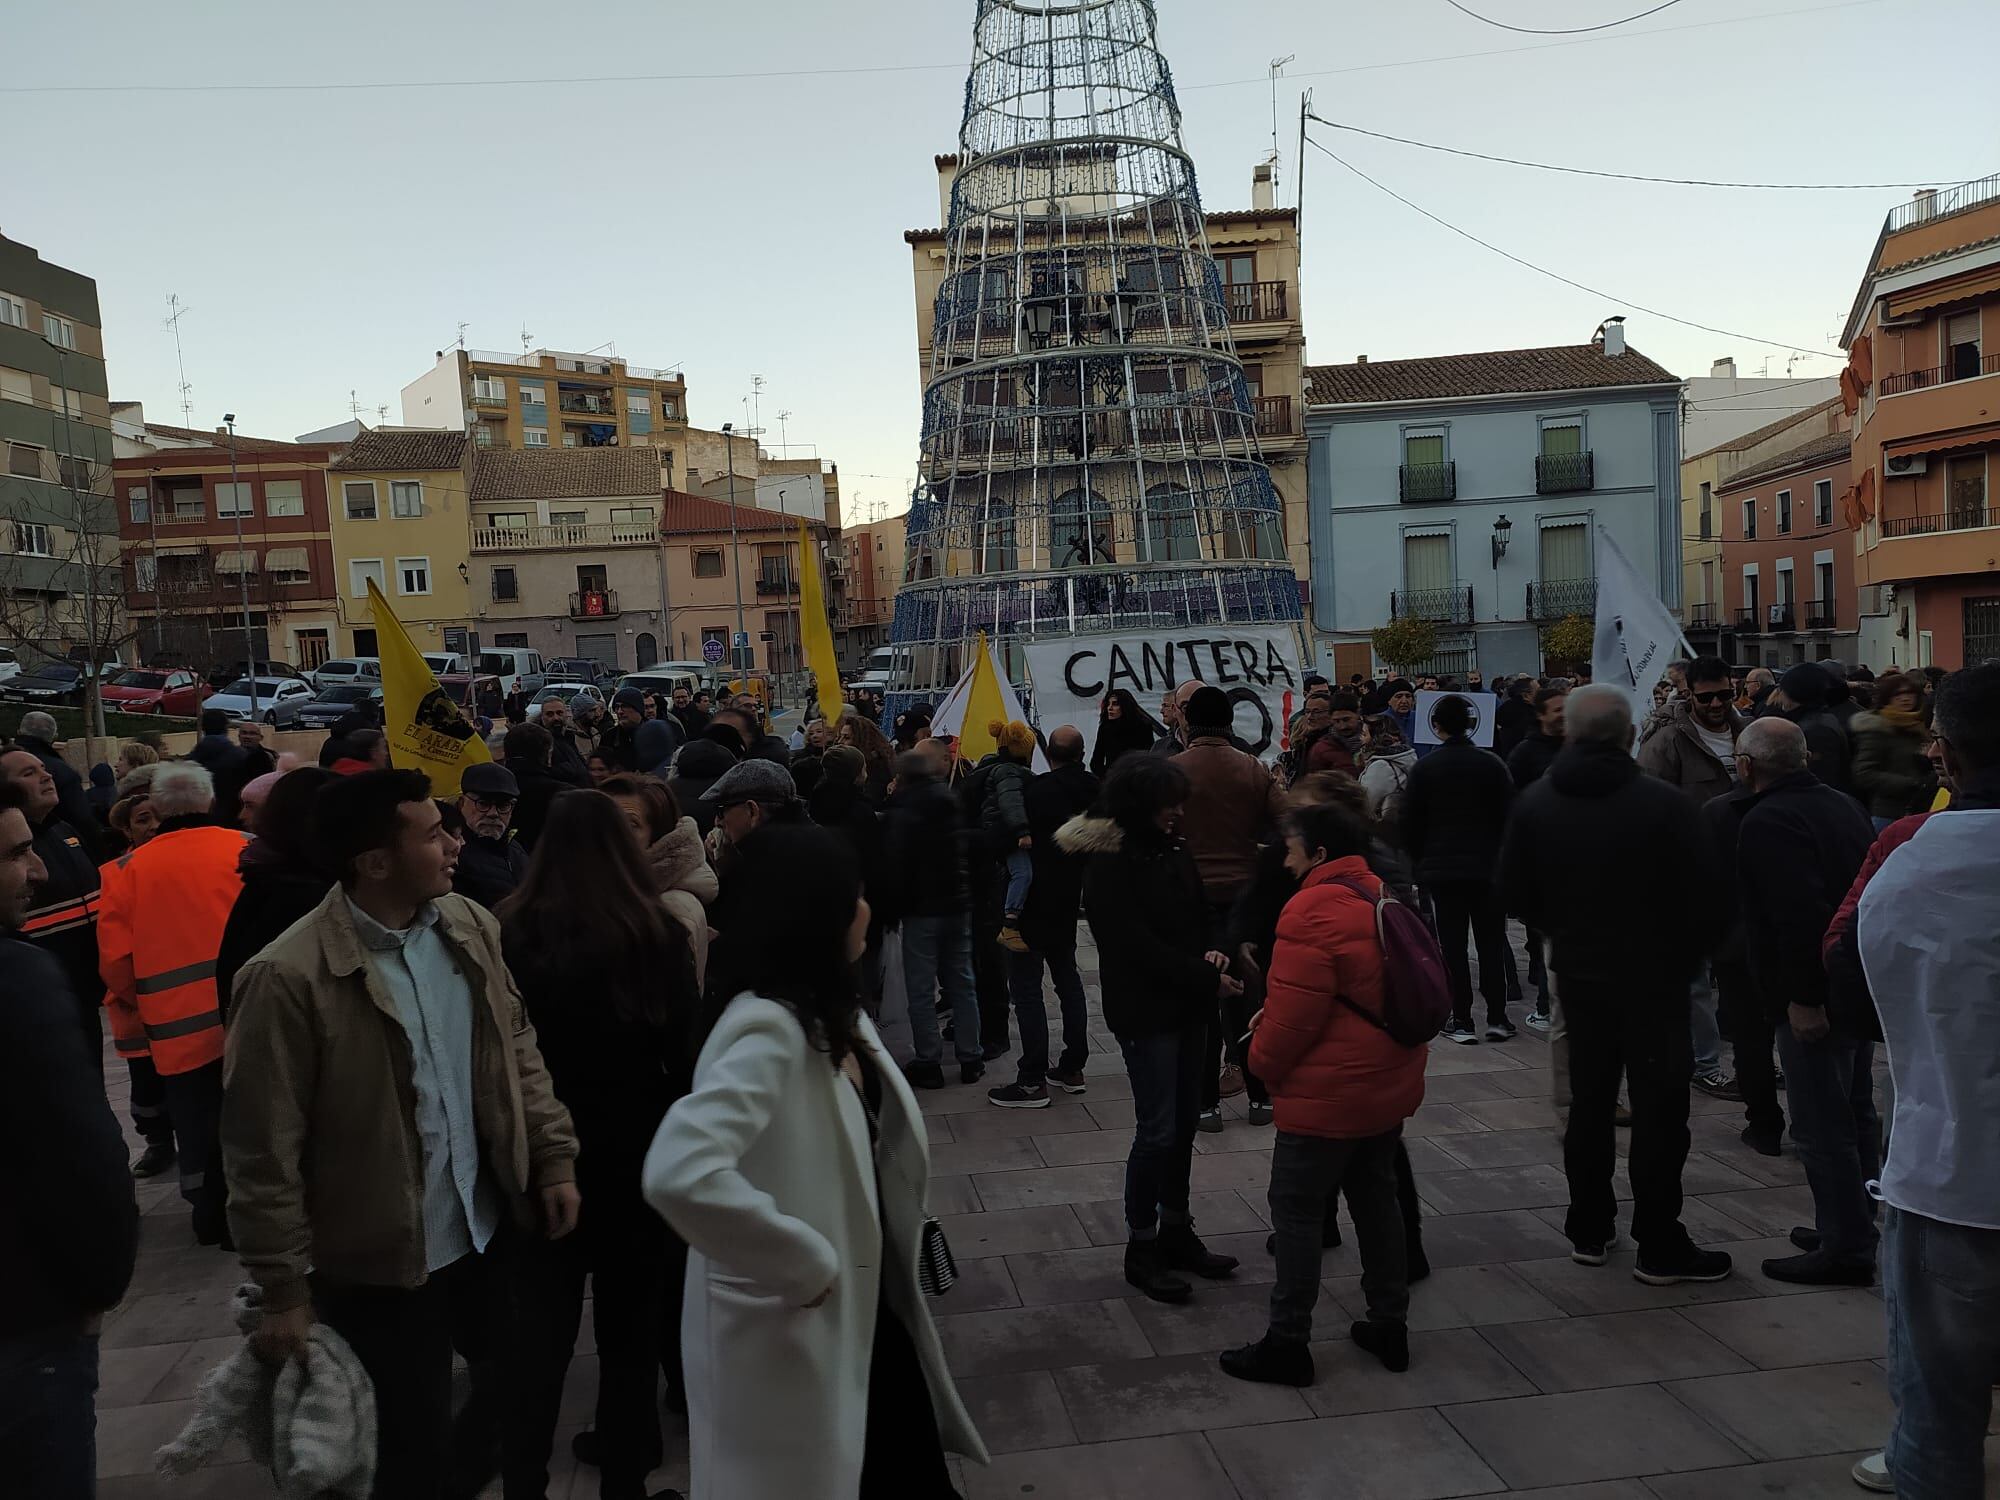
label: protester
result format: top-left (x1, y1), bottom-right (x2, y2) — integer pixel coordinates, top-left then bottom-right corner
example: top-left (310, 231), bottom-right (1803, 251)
top-left (1701, 776), bottom-right (1787, 1158)
top-left (1152, 690), bottom-right (1185, 754)
top-left (1497, 686), bottom-right (1731, 1283)
top-left (700, 759), bottom-right (807, 851)
top-left (668, 732), bottom-right (738, 835)
top-left (2, 747), bottom-right (104, 1054)
top-left (975, 720), bottom-right (1037, 952)
top-left (98, 763), bottom-right (246, 1248)
top-left (451, 762), bottom-right (529, 910)
top-left (881, 749), bottom-right (985, 1088)
top-left (1739, 665), bottom-right (1778, 716)
top-left (1638, 659), bottom-right (1692, 746)
top-left (1849, 670), bottom-right (1935, 830)
top-left (222, 770), bottom-right (577, 1500)
top-left (1733, 717), bottom-right (1879, 1286)
top-left (1220, 802), bottom-right (1424, 1386)
top-left (670, 684), bottom-right (707, 738)
top-left (329, 727), bottom-right (390, 776)
top-left (1356, 713), bottom-right (1417, 822)
top-left (215, 767), bottom-right (338, 1023)
top-left (807, 745), bottom-right (887, 1003)
top-left (1494, 677), bottom-right (1537, 759)
top-left (117, 740), bottom-right (160, 781)
top-left (836, 714), bottom-right (896, 804)
top-left (1089, 687), bottom-right (1155, 774)
top-left (586, 751), bottom-right (614, 788)
top-left (1380, 679), bottom-right (1418, 749)
top-left (503, 683), bottom-right (530, 725)
top-left (890, 703), bottom-right (932, 752)
top-left (501, 722), bottom-right (569, 852)
top-left (11, 710), bottom-right (99, 843)
top-left (1852, 662), bottom-right (2000, 1498)
top-left (601, 773), bottom-right (718, 988)
top-left (1770, 663), bottom-right (1853, 792)
top-left (988, 725), bottom-right (1098, 1108)
top-left (955, 732), bottom-right (1017, 1060)
top-left (1401, 693), bottom-right (1516, 1043)
top-left (642, 822), bottom-right (986, 1497)
top-left (0, 778), bottom-right (138, 1497)
top-left (500, 791), bottom-right (699, 1500)
top-left (598, 689), bottom-right (650, 772)
top-left (536, 693), bottom-right (591, 787)
top-left (1060, 754), bottom-right (1243, 1303)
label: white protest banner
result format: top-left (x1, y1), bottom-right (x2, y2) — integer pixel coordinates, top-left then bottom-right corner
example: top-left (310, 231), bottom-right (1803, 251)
top-left (1023, 628), bottom-right (1304, 762)
top-left (1412, 689), bottom-right (1495, 748)
top-left (1591, 530), bottom-right (1690, 734)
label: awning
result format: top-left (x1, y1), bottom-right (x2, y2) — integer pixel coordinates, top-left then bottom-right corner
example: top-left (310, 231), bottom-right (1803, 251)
top-left (263, 547), bottom-right (308, 572)
top-left (213, 550), bottom-right (252, 574)
top-left (1401, 523), bottom-right (1454, 539)
top-left (1838, 367), bottom-right (1862, 416)
top-left (1856, 467), bottom-right (1876, 521)
top-left (1885, 422), bottom-right (2000, 462)
top-left (1850, 333), bottom-right (1873, 388)
top-left (1886, 266), bottom-right (2000, 321)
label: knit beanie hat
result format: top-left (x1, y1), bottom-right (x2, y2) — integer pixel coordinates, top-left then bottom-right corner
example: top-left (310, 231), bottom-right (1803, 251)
top-left (1184, 685), bottom-right (1233, 734)
top-left (1778, 664), bottom-right (1829, 709)
top-left (988, 719), bottom-right (1037, 759)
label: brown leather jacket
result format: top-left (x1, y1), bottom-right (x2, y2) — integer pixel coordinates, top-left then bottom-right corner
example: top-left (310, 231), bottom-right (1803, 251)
top-left (1176, 735), bottom-right (1286, 904)
top-left (221, 886), bottom-right (578, 1310)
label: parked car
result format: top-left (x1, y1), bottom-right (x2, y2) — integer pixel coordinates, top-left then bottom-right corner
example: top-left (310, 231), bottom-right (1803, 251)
top-left (617, 664), bottom-right (715, 703)
top-left (99, 667), bottom-right (208, 717)
top-left (4, 661), bottom-right (87, 706)
top-left (298, 682), bottom-right (385, 732)
top-left (204, 676), bottom-right (316, 726)
top-left (0, 648), bottom-right (19, 685)
top-left (208, 658), bottom-right (303, 690)
top-left (310, 657), bottom-right (381, 692)
top-left (526, 683), bottom-right (605, 721)
top-left (544, 657), bottom-right (606, 688)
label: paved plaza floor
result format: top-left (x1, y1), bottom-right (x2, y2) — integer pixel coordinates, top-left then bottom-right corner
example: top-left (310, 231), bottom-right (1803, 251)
top-left (91, 938), bottom-right (1998, 1498)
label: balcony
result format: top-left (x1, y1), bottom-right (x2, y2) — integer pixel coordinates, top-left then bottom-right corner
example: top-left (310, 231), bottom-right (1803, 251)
top-left (1225, 281), bottom-right (1289, 325)
top-left (1736, 604), bottom-right (1796, 632)
top-left (470, 389), bottom-right (507, 409)
top-left (1252, 394), bottom-right (1297, 438)
top-left (1399, 461), bottom-right (1456, 503)
top-left (755, 575), bottom-right (796, 598)
top-left (557, 392), bottom-right (618, 417)
top-left (1390, 585), bottom-right (1474, 625)
top-left (1804, 598), bottom-right (1838, 629)
top-left (1535, 450), bottom-right (1595, 496)
top-left (472, 521), bottom-right (659, 551)
top-left (1881, 502), bottom-right (1998, 538)
top-left (1526, 577), bottom-right (1598, 620)
top-left (1878, 351), bottom-right (2000, 396)
top-left (1686, 602), bottom-right (1719, 629)
top-left (569, 588), bottom-right (619, 620)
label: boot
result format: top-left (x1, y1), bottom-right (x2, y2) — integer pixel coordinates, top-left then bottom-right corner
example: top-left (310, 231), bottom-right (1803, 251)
top-left (1157, 1222), bottom-right (1239, 1279)
top-left (1351, 1319), bottom-right (1410, 1373)
top-left (131, 1142), bottom-right (176, 1178)
top-left (1123, 1239), bottom-right (1192, 1303)
top-left (1219, 1333), bottom-right (1314, 1387)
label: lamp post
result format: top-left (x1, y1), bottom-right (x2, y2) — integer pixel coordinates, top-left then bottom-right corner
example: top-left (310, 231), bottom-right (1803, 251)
top-left (46, 340), bottom-right (107, 741)
top-left (223, 414), bottom-right (259, 722)
top-left (722, 422), bottom-right (747, 670)
top-left (1490, 513), bottom-right (1513, 625)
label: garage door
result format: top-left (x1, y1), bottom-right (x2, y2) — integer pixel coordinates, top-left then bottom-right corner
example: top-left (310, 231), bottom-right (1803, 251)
top-left (573, 633), bottom-right (620, 672)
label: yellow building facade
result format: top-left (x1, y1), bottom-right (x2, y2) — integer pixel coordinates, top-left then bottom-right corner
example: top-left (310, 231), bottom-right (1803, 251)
top-left (327, 429), bottom-right (476, 655)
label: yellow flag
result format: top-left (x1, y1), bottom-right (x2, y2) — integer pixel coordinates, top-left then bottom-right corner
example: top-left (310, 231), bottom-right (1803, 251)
top-left (797, 519), bottom-right (845, 727)
top-left (368, 579), bottom-right (491, 797)
top-left (956, 631), bottom-right (1009, 763)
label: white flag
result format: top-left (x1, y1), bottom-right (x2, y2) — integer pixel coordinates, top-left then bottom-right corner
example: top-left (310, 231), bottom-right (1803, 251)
top-left (930, 637), bottom-right (1050, 772)
top-left (1591, 530), bottom-right (1686, 732)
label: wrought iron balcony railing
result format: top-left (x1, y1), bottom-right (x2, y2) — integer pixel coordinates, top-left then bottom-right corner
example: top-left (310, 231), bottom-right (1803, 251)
top-left (1389, 585), bottom-right (1474, 625)
top-left (1399, 461), bottom-right (1455, 503)
top-left (1526, 577), bottom-right (1598, 620)
top-left (569, 588), bottom-right (619, 620)
top-left (1535, 450), bottom-right (1595, 496)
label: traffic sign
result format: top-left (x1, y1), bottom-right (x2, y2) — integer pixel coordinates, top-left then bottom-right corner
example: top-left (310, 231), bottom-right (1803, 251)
top-left (732, 631), bottom-right (751, 648)
top-left (702, 639), bottom-right (725, 664)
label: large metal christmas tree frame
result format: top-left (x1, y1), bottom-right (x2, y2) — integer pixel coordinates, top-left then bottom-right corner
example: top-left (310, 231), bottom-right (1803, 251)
top-left (888, 0), bottom-right (1305, 709)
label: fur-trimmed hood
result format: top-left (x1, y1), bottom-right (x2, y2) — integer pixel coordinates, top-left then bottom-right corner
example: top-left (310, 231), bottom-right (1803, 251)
top-left (648, 816), bottom-right (719, 907)
top-left (1055, 812), bottom-right (1123, 856)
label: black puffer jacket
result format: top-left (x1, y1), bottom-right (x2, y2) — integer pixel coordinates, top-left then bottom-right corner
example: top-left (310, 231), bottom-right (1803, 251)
top-left (1400, 736), bottom-right (1514, 885)
top-left (1018, 762), bottom-right (1098, 950)
top-left (879, 777), bottom-right (970, 923)
top-left (216, 844), bottom-right (334, 1023)
top-left (1737, 771), bottom-right (1874, 1025)
top-left (1497, 740), bottom-right (1720, 986)
top-left (1505, 730), bottom-right (1560, 791)
top-left (1779, 704), bottom-right (1852, 794)
top-left (453, 831), bottom-right (529, 911)
top-left (1062, 814), bottom-right (1223, 1040)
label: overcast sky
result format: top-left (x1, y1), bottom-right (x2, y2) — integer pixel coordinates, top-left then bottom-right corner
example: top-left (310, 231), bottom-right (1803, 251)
top-left (4, 0), bottom-right (1990, 523)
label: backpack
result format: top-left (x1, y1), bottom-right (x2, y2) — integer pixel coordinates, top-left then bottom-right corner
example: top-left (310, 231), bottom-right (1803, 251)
top-left (1326, 875), bottom-right (1452, 1048)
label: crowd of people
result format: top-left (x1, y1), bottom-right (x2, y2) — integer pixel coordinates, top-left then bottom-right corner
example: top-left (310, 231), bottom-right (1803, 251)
top-left (0, 642), bottom-right (1993, 1500)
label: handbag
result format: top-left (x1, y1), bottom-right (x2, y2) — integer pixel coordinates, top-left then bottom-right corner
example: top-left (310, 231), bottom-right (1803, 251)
top-left (917, 1217), bottom-right (958, 1297)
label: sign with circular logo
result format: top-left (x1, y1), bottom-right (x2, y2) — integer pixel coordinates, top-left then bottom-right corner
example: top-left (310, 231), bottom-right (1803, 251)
top-left (701, 639), bottom-right (726, 664)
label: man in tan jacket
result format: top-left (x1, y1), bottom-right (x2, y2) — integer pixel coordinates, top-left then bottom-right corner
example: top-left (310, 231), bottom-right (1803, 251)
top-left (222, 768), bottom-right (578, 1500)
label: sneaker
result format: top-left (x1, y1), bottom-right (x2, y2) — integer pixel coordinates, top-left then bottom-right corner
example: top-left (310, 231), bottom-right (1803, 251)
top-left (1247, 1101), bottom-right (1273, 1126)
top-left (1440, 1021), bottom-right (1479, 1045)
top-left (988, 1082), bottom-right (1050, 1109)
top-left (1761, 1250), bottom-right (1875, 1287)
top-left (1196, 1107), bottom-right (1224, 1134)
top-left (1740, 1122), bottom-right (1784, 1157)
top-left (1217, 1063), bottom-right (1246, 1099)
top-left (1350, 1318), bottom-right (1411, 1373)
top-left (1850, 1451), bottom-right (1894, 1493)
top-left (959, 1060), bottom-right (986, 1086)
top-left (1633, 1245), bottom-right (1734, 1285)
top-left (903, 1060), bottom-right (945, 1091)
top-left (1523, 1009), bottom-right (1553, 1034)
top-left (131, 1142), bottom-right (177, 1179)
top-left (1123, 1239), bottom-right (1192, 1303)
top-left (1046, 1067), bottom-right (1088, 1094)
top-left (1158, 1222), bottom-right (1239, 1279)
top-left (1219, 1334), bottom-right (1315, 1387)
top-left (1570, 1236), bottom-right (1616, 1267)
top-left (1485, 1018), bottom-right (1518, 1042)
top-left (1693, 1072), bottom-right (1743, 1101)
top-left (996, 925), bottom-right (1029, 954)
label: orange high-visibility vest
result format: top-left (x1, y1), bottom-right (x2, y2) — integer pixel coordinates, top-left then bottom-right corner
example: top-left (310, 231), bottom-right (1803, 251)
top-left (95, 855), bottom-right (149, 1061)
top-left (98, 826), bottom-right (249, 1076)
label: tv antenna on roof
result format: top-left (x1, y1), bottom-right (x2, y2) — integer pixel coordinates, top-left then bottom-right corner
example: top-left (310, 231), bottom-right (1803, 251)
top-left (520, 325), bottom-right (534, 354)
top-left (163, 295), bottom-right (195, 428)
top-left (1268, 55), bottom-right (1296, 187)
top-left (777, 410), bottom-right (793, 453)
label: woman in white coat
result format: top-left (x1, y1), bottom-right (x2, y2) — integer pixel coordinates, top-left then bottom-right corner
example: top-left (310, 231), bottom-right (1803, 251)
top-left (643, 823), bottom-right (986, 1500)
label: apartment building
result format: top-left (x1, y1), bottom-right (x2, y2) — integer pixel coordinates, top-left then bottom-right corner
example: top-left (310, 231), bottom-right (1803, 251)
top-left (401, 347), bottom-right (689, 458)
top-left (114, 417), bottom-right (342, 669)
top-left (658, 490), bottom-right (830, 674)
top-left (327, 429), bottom-right (474, 656)
top-left (1842, 178), bottom-right (2000, 668)
top-left (0, 232), bottom-right (119, 662)
top-left (1713, 427), bottom-right (1857, 668)
top-left (839, 518), bottom-right (906, 664)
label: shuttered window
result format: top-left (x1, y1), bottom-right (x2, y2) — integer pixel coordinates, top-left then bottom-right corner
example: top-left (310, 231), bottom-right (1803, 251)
top-left (1402, 532), bottom-right (1453, 592)
top-left (1539, 521), bottom-right (1589, 580)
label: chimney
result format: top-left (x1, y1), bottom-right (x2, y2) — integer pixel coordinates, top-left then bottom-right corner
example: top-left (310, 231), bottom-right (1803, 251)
top-left (1911, 187), bottom-right (1937, 222)
top-left (1355, 354), bottom-right (1368, 365)
top-left (1251, 162), bottom-right (1275, 211)
top-left (1598, 317), bottom-right (1627, 358)
top-left (1710, 357), bottom-right (1737, 378)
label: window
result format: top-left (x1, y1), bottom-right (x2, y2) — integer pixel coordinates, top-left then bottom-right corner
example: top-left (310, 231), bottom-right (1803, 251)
top-left (58, 454), bottom-right (91, 491)
top-left (1743, 566), bottom-right (1760, 617)
top-left (351, 628), bottom-right (379, 656)
top-left (1216, 252), bottom-right (1256, 287)
top-left (133, 553), bottom-right (157, 591)
top-left (487, 512), bottom-right (530, 533)
top-left (265, 548), bottom-right (311, 585)
top-left (1776, 488), bottom-right (1792, 535)
top-left (662, 397), bottom-right (678, 419)
top-left (1814, 479), bottom-right (1833, 527)
top-left (1816, 560), bottom-right (1836, 612)
top-left (473, 425), bottom-right (496, 447)
top-left (471, 377), bottom-right (506, 402)
top-left (265, 479), bottom-right (305, 517)
top-left (626, 392), bottom-right (651, 415)
top-left (396, 557), bottom-right (431, 595)
top-left (694, 549), bottom-right (724, 578)
top-left (343, 481), bottom-right (378, 520)
top-left (519, 385), bottom-right (546, 405)
top-left (523, 429), bottom-right (549, 447)
top-left (1538, 521), bottom-right (1590, 581)
top-left (1742, 498), bottom-right (1758, 540)
top-left (1402, 531), bottom-right (1454, 594)
top-left (1539, 420), bottom-right (1583, 457)
top-left (128, 486), bottom-right (151, 524)
top-left (216, 482), bottom-right (253, 518)
top-left (1239, 362), bottom-right (1264, 400)
top-left (495, 633), bottom-right (530, 649)
top-left (701, 626), bottom-right (727, 654)
top-left (611, 506), bottom-right (656, 526)
top-left (165, 483), bottom-right (205, 521)
top-left (41, 313), bottom-right (76, 349)
top-left (349, 559), bottom-right (385, 598)
top-left (13, 522), bottom-right (52, 556)
top-left (0, 293), bottom-right (26, 329)
top-left (0, 367), bottom-right (30, 404)
top-left (561, 431), bottom-right (579, 448)
top-left (550, 509), bottom-right (585, 527)
top-left (491, 566), bottom-right (519, 601)
top-left (1947, 454), bottom-right (1988, 528)
top-left (215, 550), bottom-right (252, 580)
top-left (1945, 310), bottom-right (1982, 381)
top-left (390, 481), bottom-right (423, 518)
top-left (54, 387), bottom-right (89, 420)
top-left (1699, 481), bottom-right (1713, 540)
top-left (8, 442), bottom-right (43, 478)
top-left (1404, 431), bottom-right (1445, 466)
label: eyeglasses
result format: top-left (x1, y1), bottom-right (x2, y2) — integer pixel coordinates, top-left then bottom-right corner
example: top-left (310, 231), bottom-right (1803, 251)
top-left (1691, 689), bottom-right (1734, 704)
top-left (467, 794), bottom-right (516, 811)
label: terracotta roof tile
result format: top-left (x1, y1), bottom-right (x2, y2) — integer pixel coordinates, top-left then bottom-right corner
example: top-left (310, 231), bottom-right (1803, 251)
top-left (1715, 429), bottom-right (1852, 491)
top-left (660, 490), bottom-right (821, 536)
top-left (329, 428), bottom-right (469, 473)
top-left (138, 421), bottom-right (304, 452)
top-left (471, 447), bottom-right (665, 501)
top-left (1306, 344), bottom-right (1680, 405)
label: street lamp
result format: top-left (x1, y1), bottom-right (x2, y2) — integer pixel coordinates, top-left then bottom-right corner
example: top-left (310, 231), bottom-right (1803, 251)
top-left (722, 422), bottom-right (747, 670)
top-left (1490, 514), bottom-right (1513, 568)
top-left (223, 414), bottom-right (259, 722)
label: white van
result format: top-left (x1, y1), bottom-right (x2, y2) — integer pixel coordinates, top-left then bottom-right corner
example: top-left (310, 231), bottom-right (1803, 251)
top-left (850, 645), bottom-right (909, 695)
top-left (422, 652), bottom-right (470, 677)
top-left (476, 648), bottom-right (546, 697)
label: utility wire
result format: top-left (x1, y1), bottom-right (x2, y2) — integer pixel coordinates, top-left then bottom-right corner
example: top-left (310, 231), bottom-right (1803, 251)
top-left (1441, 0), bottom-right (1684, 34)
top-left (1304, 113), bottom-right (1948, 190)
top-left (1303, 134), bottom-right (1841, 361)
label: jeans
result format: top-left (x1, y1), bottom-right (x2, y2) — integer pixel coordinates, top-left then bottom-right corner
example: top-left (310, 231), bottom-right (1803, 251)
top-left (1884, 1206), bottom-right (2000, 1500)
top-left (0, 1329), bottom-right (98, 1499)
top-left (160, 1059), bottom-right (227, 1245)
top-left (901, 912), bottom-right (983, 1066)
top-left (1001, 849), bottom-right (1032, 915)
top-left (1688, 966), bottom-right (1725, 1080)
top-left (1775, 1030), bottom-right (1881, 1266)
top-left (968, 861), bottom-right (1011, 1052)
top-left (1716, 958), bottom-right (1784, 1136)
top-left (1119, 1022), bottom-right (1206, 1240)
top-left (1267, 1129), bottom-right (1408, 1343)
top-left (1560, 977), bottom-right (1696, 1257)
top-left (1428, 879), bottom-right (1513, 1026)
top-left (1006, 942), bottom-right (1089, 1086)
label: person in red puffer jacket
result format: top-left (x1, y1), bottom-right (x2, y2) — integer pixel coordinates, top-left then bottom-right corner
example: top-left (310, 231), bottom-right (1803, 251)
top-left (1221, 802), bottom-right (1426, 1389)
